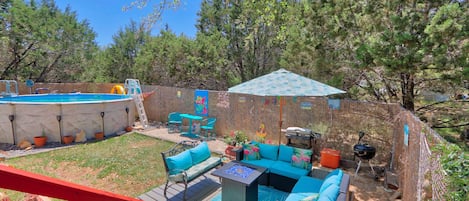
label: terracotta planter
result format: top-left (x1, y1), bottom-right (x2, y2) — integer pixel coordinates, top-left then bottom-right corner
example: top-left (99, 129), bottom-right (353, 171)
top-left (62, 135), bottom-right (74, 144)
top-left (225, 145), bottom-right (241, 159)
top-left (95, 132), bottom-right (104, 140)
top-left (125, 126), bottom-right (133, 132)
top-left (33, 136), bottom-right (47, 147)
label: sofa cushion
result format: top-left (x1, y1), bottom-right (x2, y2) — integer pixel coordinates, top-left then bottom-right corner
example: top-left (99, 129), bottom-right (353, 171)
top-left (168, 157), bottom-right (221, 182)
top-left (292, 175), bottom-right (323, 193)
top-left (243, 143), bottom-right (261, 160)
top-left (259, 143), bottom-right (279, 160)
top-left (166, 150), bottom-right (193, 175)
top-left (278, 144), bottom-right (293, 163)
top-left (291, 147), bottom-right (313, 170)
top-left (271, 161), bottom-right (309, 180)
top-left (189, 141), bottom-right (211, 165)
top-left (317, 184), bottom-right (340, 201)
top-left (241, 158), bottom-right (277, 171)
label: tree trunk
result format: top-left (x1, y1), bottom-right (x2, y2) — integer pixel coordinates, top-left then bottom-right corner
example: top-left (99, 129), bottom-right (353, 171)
top-left (400, 72), bottom-right (415, 112)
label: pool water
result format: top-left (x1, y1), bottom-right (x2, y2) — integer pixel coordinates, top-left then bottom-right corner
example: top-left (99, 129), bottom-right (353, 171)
top-left (0, 93), bottom-right (130, 103)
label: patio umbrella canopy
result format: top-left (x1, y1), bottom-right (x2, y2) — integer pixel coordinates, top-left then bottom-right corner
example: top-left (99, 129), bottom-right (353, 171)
top-left (228, 68), bottom-right (346, 144)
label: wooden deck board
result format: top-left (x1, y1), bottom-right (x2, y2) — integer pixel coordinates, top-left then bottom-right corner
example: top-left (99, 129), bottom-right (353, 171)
top-left (139, 169), bottom-right (221, 201)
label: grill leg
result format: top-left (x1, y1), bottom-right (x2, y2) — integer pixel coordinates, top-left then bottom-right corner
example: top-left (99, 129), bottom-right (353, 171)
top-left (354, 160), bottom-right (362, 176)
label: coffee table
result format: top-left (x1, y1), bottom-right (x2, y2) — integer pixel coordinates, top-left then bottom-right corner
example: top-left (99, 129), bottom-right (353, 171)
top-left (211, 161), bottom-right (266, 201)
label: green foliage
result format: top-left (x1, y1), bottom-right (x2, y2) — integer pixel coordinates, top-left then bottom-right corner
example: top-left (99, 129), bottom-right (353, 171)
top-left (433, 143), bottom-right (469, 200)
top-left (0, 0), bottom-right (97, 82)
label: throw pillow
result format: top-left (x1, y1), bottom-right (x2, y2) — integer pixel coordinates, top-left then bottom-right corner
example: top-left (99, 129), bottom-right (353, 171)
top-left (301, 193), bottom-right (319, 201)
top-left (243, 143), bottom-right (260, 160)
top-left (291, 147), bottom-right (313, 170)
top-left (189, 141), bottom-right (211, 165)
top-left (165, 150), bottom-right (193, 175)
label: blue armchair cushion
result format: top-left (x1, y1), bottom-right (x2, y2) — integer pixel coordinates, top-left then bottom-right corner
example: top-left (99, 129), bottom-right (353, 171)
top-left (259, 143), bottom-right (279, 160)
top-left (166, 150), bottom-right (193, 175)
top-left (243, 143), bottom-right (261, 160)
top-left (278, 144), bottom-right (293, 163)
top-left (291, 147), bottom-right (313, 170)
top-left (189, 141), bottom-right (211, 165)
top-left (317, 184), bottom-right (340, 201)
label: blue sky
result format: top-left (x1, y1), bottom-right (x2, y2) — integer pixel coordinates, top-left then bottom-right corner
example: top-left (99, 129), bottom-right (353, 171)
top-left (55, 1), bottom-right (201, 46)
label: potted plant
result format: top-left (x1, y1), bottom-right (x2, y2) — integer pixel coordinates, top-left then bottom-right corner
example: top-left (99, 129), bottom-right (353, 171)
top-left (62, 135), bottom-right (74, 144)
top-left (224, 130), bottom-right (248, 159)
top-left (34, 128), bottom-right (47, 147)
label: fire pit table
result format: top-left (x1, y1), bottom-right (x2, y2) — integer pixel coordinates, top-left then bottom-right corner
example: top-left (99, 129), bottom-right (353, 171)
top-left (211, 161), bottom-right (266, 201)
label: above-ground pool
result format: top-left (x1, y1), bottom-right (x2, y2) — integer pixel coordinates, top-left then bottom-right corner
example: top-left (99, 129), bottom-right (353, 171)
top-left (0, 93), bottom-right (135, 144)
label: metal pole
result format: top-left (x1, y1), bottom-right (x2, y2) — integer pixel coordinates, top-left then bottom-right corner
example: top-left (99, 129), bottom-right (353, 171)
top-left (8, 115), bottom-right (15, 145)
top-left (56, 115), bottom-right (62, 143)
top-left (100, 112), bottom-right (105, 137)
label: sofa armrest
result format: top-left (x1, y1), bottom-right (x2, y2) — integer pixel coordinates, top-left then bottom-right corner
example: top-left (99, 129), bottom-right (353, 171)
top-left (234, 147), bottom-right (244, 161)
top-left (337, 173), bottom-right (350, 201)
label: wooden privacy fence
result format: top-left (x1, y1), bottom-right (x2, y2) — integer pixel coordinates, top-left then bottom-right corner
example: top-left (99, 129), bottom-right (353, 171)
top-left (15, 83), bottom-right (450, 200)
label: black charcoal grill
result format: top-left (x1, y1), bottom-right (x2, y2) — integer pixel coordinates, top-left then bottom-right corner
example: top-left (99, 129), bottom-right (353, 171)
top-left (353, 131), bottom-right (378, 179)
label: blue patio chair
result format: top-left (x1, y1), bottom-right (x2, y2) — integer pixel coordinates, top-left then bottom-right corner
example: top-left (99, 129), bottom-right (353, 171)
top-left (167, 112), bottom-right (182, 133)
top-left (200, 117), bottom-right (217, 140)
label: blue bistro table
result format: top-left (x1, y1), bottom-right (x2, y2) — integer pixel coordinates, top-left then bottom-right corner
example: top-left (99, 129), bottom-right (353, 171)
top-left (180, 113), bottom-right (203, 138)
top-left (211, 161), bottom-right (267, 201)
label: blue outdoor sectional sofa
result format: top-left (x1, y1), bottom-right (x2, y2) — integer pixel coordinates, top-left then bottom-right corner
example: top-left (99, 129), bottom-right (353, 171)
top-left (235, 142), bottom-right (350, 201)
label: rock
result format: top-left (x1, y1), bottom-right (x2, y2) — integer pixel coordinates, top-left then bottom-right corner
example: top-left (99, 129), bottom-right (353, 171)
top-left (75, 130), bottom-right (87, 143)
top-left (18, 139), bottom-right (32, 149)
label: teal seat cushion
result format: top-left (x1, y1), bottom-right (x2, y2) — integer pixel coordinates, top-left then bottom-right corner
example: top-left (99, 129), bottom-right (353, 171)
top-left (168, 157), bottom-right (221, 182)
top-left (190, 141), bottom-right (211, 165)
top-left (166, 150), bottom-right (193, 175)
top-left (270, 161), bottom-right (309, 180)
top-left (317, 184), bottom-right (340, 201)
top-left (292, 176), bottom-right (323, 193)
top-left (241, 158), bottom-right (276, 171)
top-left (259, 143), bottom-right (279, 160)
top-left (278, 144), bottom-right (293, 163)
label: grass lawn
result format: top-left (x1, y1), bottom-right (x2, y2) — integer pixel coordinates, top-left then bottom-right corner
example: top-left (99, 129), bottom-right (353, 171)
top-left (1, 133), bottom-right (174, 200)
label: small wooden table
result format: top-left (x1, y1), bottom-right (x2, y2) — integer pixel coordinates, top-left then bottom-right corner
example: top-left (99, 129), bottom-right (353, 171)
top-left (179, 113), bottom-right (203, 138)
top-left (211, 161), bottom-right (266, 201)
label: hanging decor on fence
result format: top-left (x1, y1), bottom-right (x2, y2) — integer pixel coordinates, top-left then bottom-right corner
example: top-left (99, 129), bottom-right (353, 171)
top-left (194, 90), bottom-right (209, 116)
top-left (300, 102), bottom-right (312, 110)
top-left (177, 90), bottom-right (181, 98)
top-left (404, 123), bottom-right (409, 146)
top-left (216, 91), bottom-right (230, 108)
top-left (328, 99), bottom-right (341, 110)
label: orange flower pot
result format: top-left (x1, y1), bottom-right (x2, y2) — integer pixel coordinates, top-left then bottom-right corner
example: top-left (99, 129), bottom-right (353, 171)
top-left (62, 135), bottom-right (74, 144)
top-left (33, 136), bottom-right (47, 147)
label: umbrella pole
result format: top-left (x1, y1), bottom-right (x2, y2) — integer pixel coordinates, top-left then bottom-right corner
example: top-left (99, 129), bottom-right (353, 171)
top-left (278, 97), bottom-right (283, 145)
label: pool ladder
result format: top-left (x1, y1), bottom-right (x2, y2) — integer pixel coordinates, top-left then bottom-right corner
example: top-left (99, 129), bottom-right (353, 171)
top-left (124, 79), bottom-right (148, 129)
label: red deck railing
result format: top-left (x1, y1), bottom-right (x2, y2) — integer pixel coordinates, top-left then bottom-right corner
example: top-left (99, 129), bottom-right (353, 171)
top-left (0, 164), bottom-right (141, 201)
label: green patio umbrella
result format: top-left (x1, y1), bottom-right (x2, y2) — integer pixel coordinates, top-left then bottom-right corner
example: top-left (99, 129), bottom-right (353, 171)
top-left (228, 68), bottom-right (346, 144)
